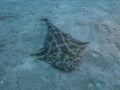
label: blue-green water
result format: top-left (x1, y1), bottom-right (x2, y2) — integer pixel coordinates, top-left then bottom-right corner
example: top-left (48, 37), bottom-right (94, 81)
top-left (0, 0), bottom-right (120, 90)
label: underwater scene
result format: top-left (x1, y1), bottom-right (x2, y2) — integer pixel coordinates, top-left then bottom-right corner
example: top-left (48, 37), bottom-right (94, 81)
top-left (0, 0), bottom-right (120, 90)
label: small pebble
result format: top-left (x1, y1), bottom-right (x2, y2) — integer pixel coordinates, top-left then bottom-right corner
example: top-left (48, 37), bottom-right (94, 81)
top-left (0, 81), bottom-right (3, 84)
top-left (92, 52), bottom-right (99, 58)
top-left (96, 83), bottom-right (101, 88)
top-left (88, 83), bottom-right (94, 88)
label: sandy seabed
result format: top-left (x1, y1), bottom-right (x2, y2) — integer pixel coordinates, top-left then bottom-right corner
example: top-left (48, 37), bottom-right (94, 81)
top-left (0, 0), bottom-right (120, 90)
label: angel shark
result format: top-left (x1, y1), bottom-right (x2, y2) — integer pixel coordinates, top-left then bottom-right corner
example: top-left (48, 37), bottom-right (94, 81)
top-left (31, 18), bottom-right (89, 72)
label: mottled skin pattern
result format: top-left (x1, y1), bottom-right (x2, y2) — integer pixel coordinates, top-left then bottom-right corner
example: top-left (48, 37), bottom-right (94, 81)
top-left (32, 18), bottom-right (89, 72)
